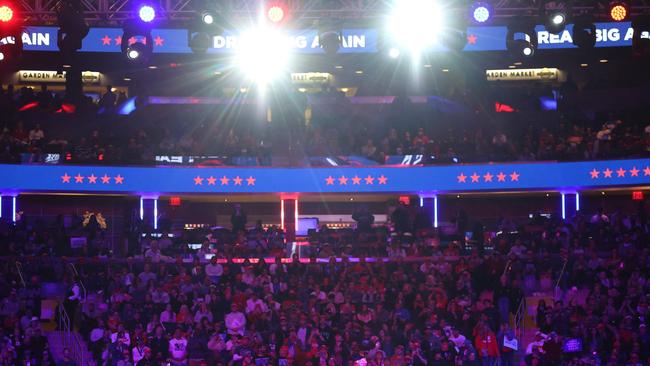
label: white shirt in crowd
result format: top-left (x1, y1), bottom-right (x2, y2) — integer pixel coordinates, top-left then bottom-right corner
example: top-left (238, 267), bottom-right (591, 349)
top-left (449, 333), bottom-right (467, 348)
top-left (169, 337), bottom-right (188, 360)
top-left (132, 345), bottom-right (149, 364)
top-left (225, 311), bottom-right (246, 335)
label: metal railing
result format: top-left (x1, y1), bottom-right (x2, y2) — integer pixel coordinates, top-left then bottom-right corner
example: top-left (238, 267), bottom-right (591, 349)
top-left (68, 263), bottom-right (87, 303)
top-left (58, 304), bottom-right (85, 366)
top-left (554, 258), bottom-right (569, 300)
top-left (502, 259), bottom-right (512, 277)
top-left (514, 296), bottom-right (526, 347)
top-left (15, 261), bottom-right (26, 288)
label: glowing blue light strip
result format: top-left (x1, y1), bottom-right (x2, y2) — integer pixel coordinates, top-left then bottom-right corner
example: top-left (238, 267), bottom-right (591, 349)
top-left (575, 192), bottom-right (580, 211)
top-left (153, 199), bottom-right (158, 230)
top-left (139, 198), bottom-right (144, 220)
top-left (561, 193), bottom-right (566, 220)
top-left (0, 196), bottom-right (2, 218)
top-left (434, 195), bottom-right (438, 228)
top-left (419, 197), bottom-right (424, 207)
top-left (12, 196), bottom-right (16, 223)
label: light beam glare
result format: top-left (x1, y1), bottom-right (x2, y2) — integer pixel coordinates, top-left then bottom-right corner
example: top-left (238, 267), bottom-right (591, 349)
top-left (235, 27), bottom-right (292, 87)
top-left (387, 0), bottom-right (444, 59)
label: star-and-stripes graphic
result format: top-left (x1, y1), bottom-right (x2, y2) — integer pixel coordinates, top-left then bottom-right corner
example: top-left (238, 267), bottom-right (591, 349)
top-left (456, 171), bottom-right (519, 183)
top-left (61, 173), bottom-right (124, 185)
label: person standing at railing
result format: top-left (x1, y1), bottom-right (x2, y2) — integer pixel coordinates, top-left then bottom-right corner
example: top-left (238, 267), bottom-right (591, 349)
top-left (497, 323), bottom-right (516, 366)
top-left (63, 276), bottom-right (81, 327)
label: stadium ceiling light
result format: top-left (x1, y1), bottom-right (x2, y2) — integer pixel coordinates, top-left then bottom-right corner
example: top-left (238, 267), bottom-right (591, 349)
top-left (609, 1), bottom-right (628, 22)
top-left (190, 9), bottom-right (222, 54)
top-left (265, 1), bottom-right (289, 25)
top-left (470, 2), bottom-right (491, 24)
top-left (138, 5), bottom-right (156, 23)
top-left (551, 13), bottom-right (565, 25)
top-left (540, 0), bottom-right (570, 34)
top-left (507, 21), bottom-right (537, 58)
top-left (201, 12), bottom-right (214, 25)
top-left (0, 3), bottom-right (22, 67)
top-left (387, 0), bottom-right (444, 57)
top-left (127, 48), bottom-right (140, 60)
top-left (234, 26), bottom-right (292, 86)
top-left (0, 4), bottom-right (14, 22)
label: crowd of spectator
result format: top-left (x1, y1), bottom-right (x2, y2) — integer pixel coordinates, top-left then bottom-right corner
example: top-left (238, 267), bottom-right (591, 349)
top-left (0, 202), bottom-right (649, 366)
top-left (1, 84), bottom-right (649, 166)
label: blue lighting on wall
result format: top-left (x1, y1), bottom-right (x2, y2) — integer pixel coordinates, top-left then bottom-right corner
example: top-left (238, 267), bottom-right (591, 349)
top-left (153, 198), bottom-right (158, 230)
top-left (117, 97), bottom-right (138, 115)
top-left (434, 195), bottom-right (438, 228)
top-left (540, 96), bottom-right (558, 111)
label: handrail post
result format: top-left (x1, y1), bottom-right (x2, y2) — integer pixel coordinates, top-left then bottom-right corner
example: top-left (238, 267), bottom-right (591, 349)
top-left (15, 261), bottom-right (26, 288)
top-left (554, 258), bottom-right (568, 300)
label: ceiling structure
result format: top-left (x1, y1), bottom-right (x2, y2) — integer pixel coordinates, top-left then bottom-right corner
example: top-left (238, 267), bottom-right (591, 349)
top-left (16, 0), bottom-right (650, 26)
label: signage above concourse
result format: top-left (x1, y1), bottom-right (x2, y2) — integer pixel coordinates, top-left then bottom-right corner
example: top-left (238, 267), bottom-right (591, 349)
top-left (486, 68), bottom-right (566, 82)
top-left (18, 21), bottom-right (645, 55)
top-left (16, 70), bottom-right (102, 84)
top-left (1, 159), bottom-right (650, 195)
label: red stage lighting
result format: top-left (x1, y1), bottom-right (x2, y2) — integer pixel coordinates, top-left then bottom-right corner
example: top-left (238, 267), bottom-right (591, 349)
top-left (609, 2), bottom-right (628, 22)
top-left (265, 2), bottom-right (288, 24)
top-left (0, 4), bottom-right (13, 23)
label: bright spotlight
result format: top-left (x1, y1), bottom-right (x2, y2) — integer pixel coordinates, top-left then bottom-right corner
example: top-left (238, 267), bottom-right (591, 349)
top-left (0, 52), bottom-right (4, 61)
top-left (265, 2), bottom-right (288, 25)
top-left (127, 48), bottom-right (140, 60)
top-left (471, 3), bottom-right (491, 23)
top-left (138, 5), bottom-right (156, 23)
top-left (545, 11), bottom-right (567, 33)
top-left (609, 2), bottom-right (628, 21)
top-left (522, 46), bottom-right (533, 56)
top-left (507, 22), bottom-right (537, 58)
top-left (388, 47), bottom-right (400, 58)
top-left (268, 6), bottom-right (284, 23)
top-left (0, 5), bottom-right (13, 23)
top-left (387, 0), bottom-right (444, 56)
top-left (202, 13), bottom-right (214, 25)
top-left (235, 27), bottom-right (291, 86)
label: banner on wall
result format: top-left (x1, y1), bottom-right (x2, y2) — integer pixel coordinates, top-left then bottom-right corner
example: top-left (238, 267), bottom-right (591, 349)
top-left (20, 22), bottom-right (645, 54)
top-left (3, 158), bottom-right (650, 194)
top-left (17, 70), bottom-right (102, 84)
top-left (486, 68), bottom-right (565, 82)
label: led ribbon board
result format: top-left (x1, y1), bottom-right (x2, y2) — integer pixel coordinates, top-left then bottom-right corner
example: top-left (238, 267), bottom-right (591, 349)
top-left (19, 22), bottom-right (642, 54)
top-left (1, 158), bottom-right (650, 194)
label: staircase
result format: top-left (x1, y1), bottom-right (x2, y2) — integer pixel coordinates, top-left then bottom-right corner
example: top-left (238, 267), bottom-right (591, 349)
top-left (47, 330), bottom-right (96, 366)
